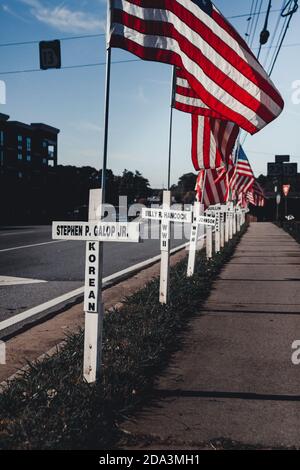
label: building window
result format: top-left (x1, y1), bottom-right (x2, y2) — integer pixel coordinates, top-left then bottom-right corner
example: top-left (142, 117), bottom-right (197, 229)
top-left (26, 155), bottom-right (31, 162)
top-left (48, 160), bottom-right (54, 167)
top-left (0, 150), bottom-right (3, 166)
top-left (48, 144), bottom-right (54, 158)
top-left (18, 135), bottom-right (22, 143)
top-left (0, 131), bottom-right (3, 146)
top-left (18, 172), bottom-right (23, 179)
top-left (18, 153), bottom-right (22, 161)
top-left (43, 141), bottom-right (47, 148)
top-left (42, 158), bottom-right (47, 164)
top-left (26, 137), bottom-right (31, 151)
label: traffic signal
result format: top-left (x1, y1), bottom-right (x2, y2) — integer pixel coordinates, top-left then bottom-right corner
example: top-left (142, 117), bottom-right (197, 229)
top-left (39, 40), bottom-right (61, 70)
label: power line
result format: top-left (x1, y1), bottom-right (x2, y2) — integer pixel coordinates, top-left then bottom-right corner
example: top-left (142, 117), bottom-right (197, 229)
top-left (247, 0), bottom-right (259, 43)
top-left (263, 0), bottom-right (286, 68)
top-left (0, 59), bottom-right (140, 76)
top-left (0, 33), bottom-right (105, 48)
top-left (245, 0), bottom-right (256, 40)
top-left (0, 9), bottom-right (284, 49)
top-left (1, 40), bottom-right (300, 76)
top-left (268, 0), bottom-right (298, 75)
top-left (250, 0), bottom-right (264, 48)
top-left (231, 8), bottom-right (282, 19)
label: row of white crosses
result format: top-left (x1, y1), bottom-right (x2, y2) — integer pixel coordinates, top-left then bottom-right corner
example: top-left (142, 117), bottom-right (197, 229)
top-left (52, 188), bottom-right (248, 383)
top-left (188, 200), bottom-right (248, 274)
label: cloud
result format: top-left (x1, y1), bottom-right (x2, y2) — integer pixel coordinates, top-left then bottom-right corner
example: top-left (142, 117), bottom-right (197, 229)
top-left (2, 4), bottom-right (29, 22)
top-left (69, 120), bottom-right (103, 133)
top-left (136, 86), bottom-right (149, 105)
top-left (20, 0), bottom-right (105, 33)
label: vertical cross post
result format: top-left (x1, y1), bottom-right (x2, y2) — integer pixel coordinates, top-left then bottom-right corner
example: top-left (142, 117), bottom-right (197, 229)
top-left (0, 340), bottom-right (5, 365)
top-left (206, 224), bottom-right (213, 259)
top-left (83, 189), bottom-right (104, 383)
top-left (159, 190), bottom-right (171, 304)
top-left (220, 212), bottom-right (225, 248)
top-left (237, 209), bottom-right (241, 232)
top-left (214, 212), bottom-right (221, 253)
top-left (225, 212), bottom-right (229, 244)
top-left (229, 211), bottom-right (233, 239)
top-left (187, 201), bottom-right (202, 277)
top-left (232, 210), bottom-right (237, 235)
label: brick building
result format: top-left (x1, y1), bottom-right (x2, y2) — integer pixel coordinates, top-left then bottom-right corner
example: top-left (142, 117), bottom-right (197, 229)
top-left (0, 113), bottom-right (59, 179)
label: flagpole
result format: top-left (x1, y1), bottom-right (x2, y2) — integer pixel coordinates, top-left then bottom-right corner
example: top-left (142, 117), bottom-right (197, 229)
top-left (101, 1), bottom-right (112, 197)
top-left (167, 66), bottom-right (176, 190)
top-left (101, 46), bottom-right (111, 197)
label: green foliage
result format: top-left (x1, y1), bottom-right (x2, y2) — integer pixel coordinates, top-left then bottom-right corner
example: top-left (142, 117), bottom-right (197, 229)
top-left (0, 227), bottom-right (247, 450)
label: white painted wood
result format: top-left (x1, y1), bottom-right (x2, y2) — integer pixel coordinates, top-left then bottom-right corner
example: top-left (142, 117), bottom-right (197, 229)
top-left (187, 202), bottom-right (201, 277)
top-left (215, 213), bottom-right (221, 253)
top-left (142, 207), bottom-right (192, 223)
top-left (220, 212), bottom-right (225, 248)
top-left (225, 213), bottom-right (229, 243)
top-left (229, 212), bottom-right (233, 239)
top-left (52, 221), bottom-right (140, 242)
top-left (83, 189), bottom-right (104, 383)
top-left (0, 341), bottom-right (5, 365)
top-left (232, 211), bottom-right (237, 235)
top-left (194, 215), bottom-right (216, 226)
top-left (237, 210), bottom-right (241, 232)
top-left (206, 225), bottom-right (213, 259)
top-left (159, 191), bottom-right (171, 304)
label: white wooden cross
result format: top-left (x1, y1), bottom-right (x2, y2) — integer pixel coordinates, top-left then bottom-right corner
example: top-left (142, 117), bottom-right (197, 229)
top-left (141, 190), bottom-right (192, 304)
top-left (52, 189), bottom-right (141, 383)
top-left (187, 202), bottom-right (216, 276)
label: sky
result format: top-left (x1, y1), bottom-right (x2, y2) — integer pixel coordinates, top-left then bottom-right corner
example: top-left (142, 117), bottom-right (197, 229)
top-left (0, 0), bottom-right (300, 188)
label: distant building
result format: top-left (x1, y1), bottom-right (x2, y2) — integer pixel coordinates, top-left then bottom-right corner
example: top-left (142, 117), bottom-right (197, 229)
top-left (0, 113), bottom-right (60, 179)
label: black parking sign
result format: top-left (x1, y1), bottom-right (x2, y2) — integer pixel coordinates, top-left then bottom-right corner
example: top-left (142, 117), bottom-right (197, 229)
top-left (39, 40), bottom-right (61, 70)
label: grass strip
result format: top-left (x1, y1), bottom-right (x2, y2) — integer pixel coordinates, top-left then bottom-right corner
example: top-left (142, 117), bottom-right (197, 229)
top-left (0, 225), bottom-right (247, 450)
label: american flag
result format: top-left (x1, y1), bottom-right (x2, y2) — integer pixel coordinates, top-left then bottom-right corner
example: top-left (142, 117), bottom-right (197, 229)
top-left (228, 146), bottom-right (255, 199)
top-left (195, 166), bottom-right (229, 208)
top-left (110, 0), bottom-right (284, 134)
top-left (191, 114), bottom-right (239, 170)
top-left (174, 67), bottom-right (239, 170)
top-left (247, 181), bottom-right (265, 207)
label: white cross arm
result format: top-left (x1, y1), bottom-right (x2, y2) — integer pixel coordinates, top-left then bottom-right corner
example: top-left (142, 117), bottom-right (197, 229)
top-left (194, 215), bottom-right (216, 226)
top-left (52, 221), bottom-right (140, 243)
top-left (142, 208), bottom-right (192, 223)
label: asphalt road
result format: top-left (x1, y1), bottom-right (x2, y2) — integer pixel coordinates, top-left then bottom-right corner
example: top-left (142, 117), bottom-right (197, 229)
top-left (0, 224), bottom-right (190, 324)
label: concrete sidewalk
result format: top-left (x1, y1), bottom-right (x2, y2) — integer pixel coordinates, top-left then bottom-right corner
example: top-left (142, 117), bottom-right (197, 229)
top-left (122, 223), bottom-right (300, 450)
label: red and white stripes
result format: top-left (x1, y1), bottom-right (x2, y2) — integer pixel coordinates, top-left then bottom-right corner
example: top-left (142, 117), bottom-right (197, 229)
top-left (110, 0), bottom-right (284, 134)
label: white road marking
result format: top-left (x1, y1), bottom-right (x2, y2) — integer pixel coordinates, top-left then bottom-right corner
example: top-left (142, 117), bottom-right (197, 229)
top-left (0, 276), bottom-right (47, 287)
top-left (0, 241), bottom-right (191, 333)
top-left (0, 240), bottom-right (65, 253)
